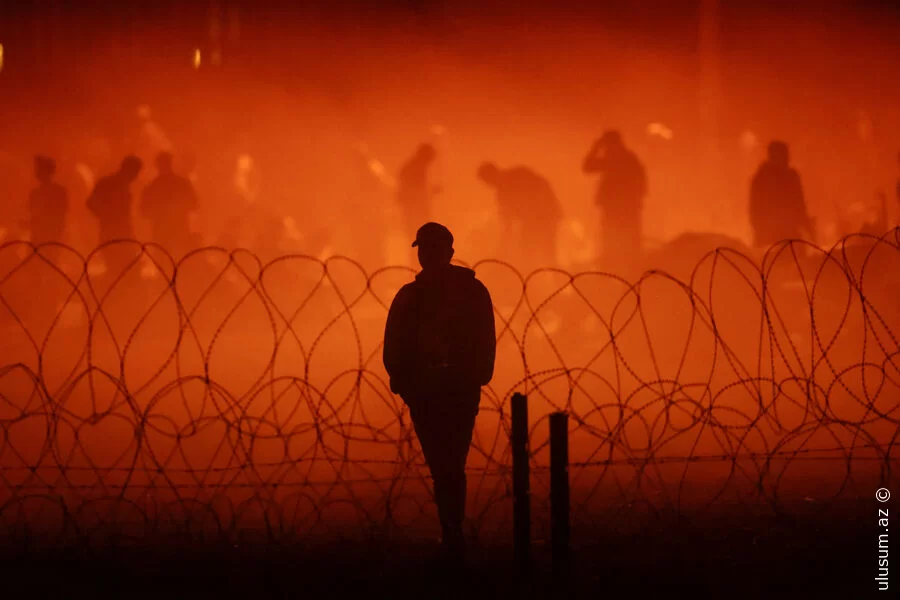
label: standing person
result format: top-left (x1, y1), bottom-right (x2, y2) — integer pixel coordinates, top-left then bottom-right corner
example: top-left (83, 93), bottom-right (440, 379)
top-left (140, 151), bottom-right (200, 258)
top-left (396, 143), bottom-right (440, 236)
top-left (582, 129), bottom-right (647, 266)
top-left (476, 162), bottom-right (563, 269)
top-left (382, 222), bottom-right (496, 569)
top-left (28, 155), bottom-right (69, 260)
top-left (748, 140), bottom-right (815, 247)
top-left (86, 155), bottom-right (142, 276)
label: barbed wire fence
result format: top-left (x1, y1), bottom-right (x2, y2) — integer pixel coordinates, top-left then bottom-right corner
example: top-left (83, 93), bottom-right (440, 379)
top-left (0, 229), bottom-right (898, 555)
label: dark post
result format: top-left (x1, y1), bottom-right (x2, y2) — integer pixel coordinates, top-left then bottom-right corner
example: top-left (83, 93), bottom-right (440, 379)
top-left (550, 411), bottom-right (570, 590)
top-left (511, 392), bottom-right (530, 572)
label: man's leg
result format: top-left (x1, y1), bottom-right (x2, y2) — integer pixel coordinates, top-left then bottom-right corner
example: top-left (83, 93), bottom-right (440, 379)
top-left (411, 401), bottom-right (478, 559)
top-left (435, 409), bottom-right (477, 542)
top-left (626, 211), bottom-right (643, 261)
top-left (600, 210), bottom-right (617, 265)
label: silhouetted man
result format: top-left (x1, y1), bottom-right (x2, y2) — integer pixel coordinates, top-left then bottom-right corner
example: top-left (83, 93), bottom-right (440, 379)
top-left (28, 155), bottom-right (69, 257)
top-left (140, 151), bottom-right (200, 257)
top-left (582, 130), bottom-right (647, 265)
top-left (748, 140), bottom-right (814, 247)
top-left (477, 162), bottom-right (563, 268)
top-left (397, 144), bottom-right (439, 235)
top-left (86, 155), bottom-right (142, 275)
top-left (383, 222), bottom-right (496, 568)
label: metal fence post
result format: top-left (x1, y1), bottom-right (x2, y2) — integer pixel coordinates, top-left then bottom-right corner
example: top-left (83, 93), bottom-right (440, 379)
top-left (511, 392), bottom-right (530, 573)
top-left (550, 411), bottom-right (570, 591)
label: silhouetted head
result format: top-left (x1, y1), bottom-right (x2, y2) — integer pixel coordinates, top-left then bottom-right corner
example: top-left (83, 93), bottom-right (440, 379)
top-left (412, 222), bottom-right (454, 271)
top-left (34, 155), bottom-right (56, 183)
top-left (476, 162), bottom-right (500, 186)
top-left (600, 129), bottom-right (623, 148)
top-left (155, 151), bottom-right (174, 174)
top-left (767, 141), bottom-right (790, 166)
top-left (416, 143), bottom-right (436, 163)
top-left (119, 155), bottom-right (143, 182)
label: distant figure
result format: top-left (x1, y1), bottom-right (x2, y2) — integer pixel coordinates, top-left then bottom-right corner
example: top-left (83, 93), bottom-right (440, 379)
top-left (140, 151), bottom-right (200, 257)
top-left (86, 155), bottom-right (142, 275)
top-left (582, 130), bottom-right (647, 265)
top-left (383, 222), bottom-right (496, 569)
top-left (396, 144), bottom-right (440, 235)
top-left (477, 162), bottom-right (563, 268)
top-left (748, 141), bottom-right (814, 247)
top-left (28, 155), bottom-right (69, 256)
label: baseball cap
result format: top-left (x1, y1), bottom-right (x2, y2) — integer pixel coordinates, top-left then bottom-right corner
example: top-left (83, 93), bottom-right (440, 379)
top-left (411, 222), bottom-right (454, 248)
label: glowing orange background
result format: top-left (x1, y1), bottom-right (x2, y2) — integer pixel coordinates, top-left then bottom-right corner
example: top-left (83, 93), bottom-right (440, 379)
top-left (0, 2), bottom-right (899, 543)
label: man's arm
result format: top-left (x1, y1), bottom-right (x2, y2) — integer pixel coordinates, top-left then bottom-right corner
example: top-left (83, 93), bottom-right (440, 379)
top-left (636, 159), bottom-right (648, 201)
top-left (86, 179), bottom-right (106, 217)
top-left (582, 140), bottom-right (605, 174)
top-left (185, 178), bottom-right (200, 210)
top-left (472, 280), bottom-right (496, 387)
top-left (85, 186), bottom-right (98, 216)
top-left (383, 285), bottom-right (414, 395)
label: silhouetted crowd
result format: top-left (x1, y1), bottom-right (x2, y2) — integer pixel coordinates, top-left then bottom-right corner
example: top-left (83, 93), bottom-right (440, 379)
top-left (7, 130), bottom-right (900, 272)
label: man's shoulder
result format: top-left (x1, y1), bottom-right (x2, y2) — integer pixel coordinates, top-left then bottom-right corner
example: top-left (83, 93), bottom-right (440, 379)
top-left (751, 163), bottom-right (774, 181)
top-left (391, 281), bottom-right (418, 305)
top-left (93, 174), bottom-right (116, 191)
top-left (396, 280), bottom-right (417, 294)
top-left (450, 265), bottom-right (492, 298)
top-left (471, 276), bottom-right (491, 300)
top-left (402, 266), bottom-right (489, 295)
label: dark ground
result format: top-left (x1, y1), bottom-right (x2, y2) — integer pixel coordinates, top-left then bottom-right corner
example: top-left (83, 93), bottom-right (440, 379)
top-left (0, 509), bottom-right (886, 599)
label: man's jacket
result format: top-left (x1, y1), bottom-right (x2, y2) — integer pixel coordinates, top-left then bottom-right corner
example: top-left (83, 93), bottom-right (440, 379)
top-left (383, 264), bottom-right (496, 403)
top-left (87, 173), bottom-right (135, 242)
top-left (749, 162), bottom-right (810, 246)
